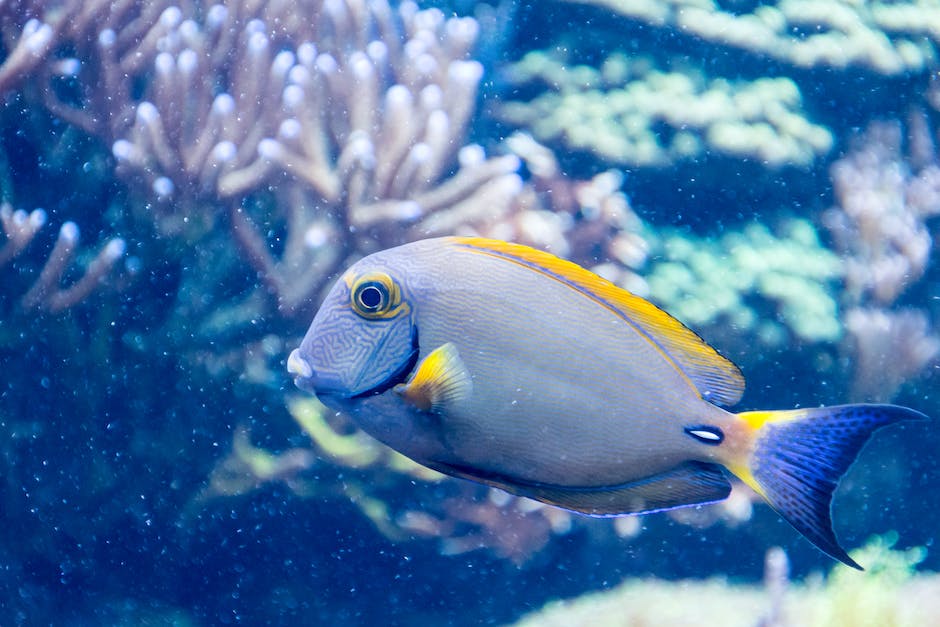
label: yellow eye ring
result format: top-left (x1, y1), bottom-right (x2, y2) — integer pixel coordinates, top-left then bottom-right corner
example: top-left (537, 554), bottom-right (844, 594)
top-left (349, 272), bottom-right (408, 319)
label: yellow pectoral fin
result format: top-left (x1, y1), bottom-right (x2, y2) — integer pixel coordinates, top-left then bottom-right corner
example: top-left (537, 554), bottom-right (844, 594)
top-left (394, 342), bottom-right (472, 412)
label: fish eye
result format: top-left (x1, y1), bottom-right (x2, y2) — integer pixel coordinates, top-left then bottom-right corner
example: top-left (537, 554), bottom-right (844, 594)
top-left (350, 272), bottom-right (406, 319)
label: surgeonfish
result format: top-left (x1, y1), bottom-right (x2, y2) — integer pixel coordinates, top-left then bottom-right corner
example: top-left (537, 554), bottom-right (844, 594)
top-left (287, 237), bottom-right (926, 568)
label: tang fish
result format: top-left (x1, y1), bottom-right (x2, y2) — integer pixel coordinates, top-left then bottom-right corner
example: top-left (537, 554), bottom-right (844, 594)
top-left (288, 237), bottom-right (925, 568)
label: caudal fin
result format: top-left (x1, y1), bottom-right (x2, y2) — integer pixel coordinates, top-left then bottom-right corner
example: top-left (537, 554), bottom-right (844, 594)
top-left (731, 404), bottom-right (926, 569)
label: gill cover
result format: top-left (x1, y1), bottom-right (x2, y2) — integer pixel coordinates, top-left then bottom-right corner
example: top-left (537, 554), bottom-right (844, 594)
top-left (298, 269), bottom-right (417, 398)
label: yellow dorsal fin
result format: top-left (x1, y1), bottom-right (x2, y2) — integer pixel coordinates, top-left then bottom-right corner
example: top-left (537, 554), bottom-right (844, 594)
top-left (394, 342), bottom-right (472, 412)
top-left (452, 237), bottom-right (744, 407)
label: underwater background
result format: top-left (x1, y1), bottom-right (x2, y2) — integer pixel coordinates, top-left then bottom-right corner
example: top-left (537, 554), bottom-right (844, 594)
top-left (1, 0), bottom-right (939, 624)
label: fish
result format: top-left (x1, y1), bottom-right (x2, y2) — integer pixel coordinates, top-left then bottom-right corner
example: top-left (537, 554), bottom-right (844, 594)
top-left (287, 236), bottom-right (926, 569)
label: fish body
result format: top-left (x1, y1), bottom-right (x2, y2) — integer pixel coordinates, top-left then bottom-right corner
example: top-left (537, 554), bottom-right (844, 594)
top-left (289, 237), bottom-right (925, 568)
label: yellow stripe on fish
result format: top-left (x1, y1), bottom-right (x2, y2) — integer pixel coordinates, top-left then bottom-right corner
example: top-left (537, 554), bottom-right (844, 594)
top-left (452, 236), bottom-right (745, 407)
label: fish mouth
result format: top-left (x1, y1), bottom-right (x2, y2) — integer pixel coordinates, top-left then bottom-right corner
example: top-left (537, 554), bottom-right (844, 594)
top-left (287, 349), bottom-right (344, 395)
top-left (287, 327), bottom-right (420, 399)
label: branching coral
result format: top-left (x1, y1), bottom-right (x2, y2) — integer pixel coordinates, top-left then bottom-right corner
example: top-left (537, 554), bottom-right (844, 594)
top-left (497, 51), bottom-right (832, 167)
top-left (2, 1), bottom-right (526, 321)
top-left (566, 0), bottom-right (940, 75)
top-left (106, 0), bottom-right (523, 316)
top-left (0, 0), bottom-right (180, 130)
top-left (823, 118), bottom-right (940, 401)
top-left (0, 202), bottom-right (125, 313)
top-left (645, 218), bottom-right (843, 346)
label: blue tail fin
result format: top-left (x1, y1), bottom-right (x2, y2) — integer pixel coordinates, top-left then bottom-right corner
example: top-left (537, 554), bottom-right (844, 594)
top-left (733, 404), bottom-right (926, 569)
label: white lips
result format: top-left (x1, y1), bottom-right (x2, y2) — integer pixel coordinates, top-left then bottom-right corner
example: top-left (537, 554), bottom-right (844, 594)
top-left (287, 349), bottom-right (313, 379)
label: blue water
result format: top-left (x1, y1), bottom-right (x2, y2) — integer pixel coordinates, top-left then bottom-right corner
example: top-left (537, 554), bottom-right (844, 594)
top-left (1, 1), bottom-right (938, 624)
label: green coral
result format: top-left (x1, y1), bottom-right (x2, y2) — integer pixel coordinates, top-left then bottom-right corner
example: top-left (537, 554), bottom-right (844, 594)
top-left (645, 218), bottom-right (843, 343)
top-left (809, 532), bottom-right (929, 627)
top-left (497, 51), bottom-right (832, 167)
top-left (565, 0), bottom-right (940, 74)
top-left (512, 535), bottom-right (937, 627)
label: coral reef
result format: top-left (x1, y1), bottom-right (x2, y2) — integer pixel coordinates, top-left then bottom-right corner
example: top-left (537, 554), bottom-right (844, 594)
top-left (2, 0), bottom-right (527, 324)
top-left (0, 0), bottom-right (937, 623)
top-left (108, 0), bottom-right (524, 316)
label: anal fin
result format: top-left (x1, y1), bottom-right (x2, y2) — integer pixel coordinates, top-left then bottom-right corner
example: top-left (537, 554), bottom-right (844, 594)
top-left (428, 460), bottom-right (732, 517)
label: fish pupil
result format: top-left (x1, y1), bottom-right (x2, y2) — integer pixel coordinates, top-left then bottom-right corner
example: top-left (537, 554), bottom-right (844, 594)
top-left (358, 285), bottom-right (384, 310)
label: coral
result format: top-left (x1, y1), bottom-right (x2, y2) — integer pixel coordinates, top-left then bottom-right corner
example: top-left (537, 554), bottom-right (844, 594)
top-left (497, 51), bottom-right (832, 167)
top-left (823, 118), bottom-right (940, 400)
top-left (511, 537), bottom-right (940, 627)
top-left (0, 202), bottom-right (125, 314)
top-left (807, 532), bottom-right (929, 627)
top-left (565, 0), bottom-right (940, 75)
top-left (824, 119), bottom-right (940, 306)
top-left (645, 218), bottom-right (843, 346)
top-left (1, 1), bottom-right (526, 322)
top-left (490, 132), bottom-right (649, 291)
top-left (0, 0), bottom-right (179, 131)
top-left (107, 0), bottom-right (523, 317)
top-left (844, 307), bottom-right (940, 402)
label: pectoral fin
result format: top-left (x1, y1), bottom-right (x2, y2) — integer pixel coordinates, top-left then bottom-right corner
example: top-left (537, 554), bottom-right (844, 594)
top-left (394, 342), bottom-right (472, 412)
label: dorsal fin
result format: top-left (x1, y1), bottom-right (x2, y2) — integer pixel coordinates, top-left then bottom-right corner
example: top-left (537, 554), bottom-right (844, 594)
top-left (452, 237), bottom-right (745, 406)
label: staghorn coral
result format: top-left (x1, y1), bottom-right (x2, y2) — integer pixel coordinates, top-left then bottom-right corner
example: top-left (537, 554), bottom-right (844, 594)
top-left (108, 0), bottom-right (523, 317)
top-left (0, 0), bottom-right (181, 132)
top-left (1, 0), bottom-right (526, 322)
top-left (0, 202), bottom-right (125, 314)
top-left (497, 51), bottom-right (832, 168)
